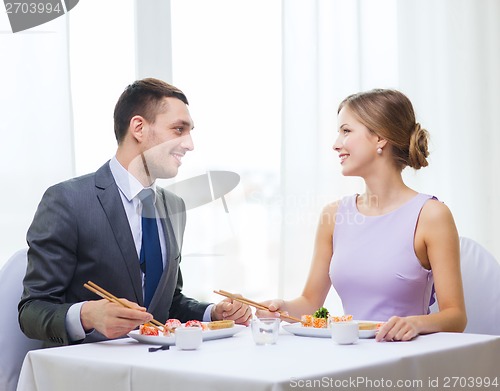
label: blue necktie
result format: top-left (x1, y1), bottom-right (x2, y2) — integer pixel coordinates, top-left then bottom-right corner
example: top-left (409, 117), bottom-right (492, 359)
top-left (138, 189), bottom-right (163, 308)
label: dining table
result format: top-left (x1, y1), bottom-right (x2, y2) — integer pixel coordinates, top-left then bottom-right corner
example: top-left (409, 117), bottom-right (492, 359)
top-left (17, 325), bottom-right (500, 391)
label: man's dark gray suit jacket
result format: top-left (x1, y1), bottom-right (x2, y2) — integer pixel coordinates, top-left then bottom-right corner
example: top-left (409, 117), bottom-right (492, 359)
top-left (18, 161), bottom-right (209, 346)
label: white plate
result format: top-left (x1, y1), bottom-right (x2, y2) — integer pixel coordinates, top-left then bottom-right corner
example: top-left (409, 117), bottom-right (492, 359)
top-left (283, 321), bottom-right (381, 339)
top-left (128, 325), bottom-right (246, 345)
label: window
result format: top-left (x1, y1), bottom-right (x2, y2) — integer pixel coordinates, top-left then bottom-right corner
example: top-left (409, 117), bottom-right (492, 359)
top-left (169, 0), bottom-right (282, 301)
top-left (69, 0), bottom-right (135, 175)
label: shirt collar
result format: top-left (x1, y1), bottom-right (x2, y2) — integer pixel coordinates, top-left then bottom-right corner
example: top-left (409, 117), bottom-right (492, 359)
top-left (109, 156), bottom-right (157, 202)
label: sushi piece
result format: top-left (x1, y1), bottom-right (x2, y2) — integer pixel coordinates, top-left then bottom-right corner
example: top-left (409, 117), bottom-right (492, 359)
top-left (185, 320), bottom-right (208, 331)
top-left (164, 318), bottom-right (182, 334)
top-left (139, 323), bottom-right (159, 336)
top-left (301, 315), bottom-right (313, 327)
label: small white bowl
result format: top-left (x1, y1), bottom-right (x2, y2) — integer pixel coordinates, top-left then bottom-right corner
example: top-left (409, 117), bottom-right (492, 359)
top-left (175, 327), bottom-right (203, 350)
top-left (331, 321), bottom-right (359, 344)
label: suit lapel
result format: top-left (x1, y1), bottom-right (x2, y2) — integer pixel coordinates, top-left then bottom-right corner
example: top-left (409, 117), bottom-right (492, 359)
top-left (95, 163), bottom-right (144, 305)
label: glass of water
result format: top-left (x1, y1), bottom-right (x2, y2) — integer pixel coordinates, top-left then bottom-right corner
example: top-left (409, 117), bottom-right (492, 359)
top-left (251, 318), bottom-right (280, 345)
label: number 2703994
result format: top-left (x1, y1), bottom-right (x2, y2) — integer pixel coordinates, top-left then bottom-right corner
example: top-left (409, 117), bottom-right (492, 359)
top-left (5, 2), bottom-right (63, 14)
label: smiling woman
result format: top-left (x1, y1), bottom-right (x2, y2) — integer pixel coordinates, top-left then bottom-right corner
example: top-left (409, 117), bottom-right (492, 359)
top-left (256, 89), bottom-right (467, 342)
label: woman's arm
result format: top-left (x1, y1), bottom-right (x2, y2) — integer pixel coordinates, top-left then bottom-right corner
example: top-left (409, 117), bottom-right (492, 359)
top-left (257, 201), bottom-right (339, 320)
top-left (376, 200), bottom-right (467, 341)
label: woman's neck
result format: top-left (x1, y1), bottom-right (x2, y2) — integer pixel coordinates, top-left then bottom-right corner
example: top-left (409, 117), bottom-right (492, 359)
top-left (359, 173), bottom-right (416, 215)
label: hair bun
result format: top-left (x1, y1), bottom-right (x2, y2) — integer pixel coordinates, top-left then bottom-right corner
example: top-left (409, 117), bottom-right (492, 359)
top-left (408, 123), bottom-right (429, 169)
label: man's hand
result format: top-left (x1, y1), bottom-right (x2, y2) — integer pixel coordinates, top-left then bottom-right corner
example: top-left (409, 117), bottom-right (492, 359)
top-left (81, 299), bottom-right (153, 339)
top-left (211, 295), bottom-right (252, 326)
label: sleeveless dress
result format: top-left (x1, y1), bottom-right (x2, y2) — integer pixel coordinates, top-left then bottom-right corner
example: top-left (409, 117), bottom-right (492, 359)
top-left (329, 193), bottom-right (435, 321)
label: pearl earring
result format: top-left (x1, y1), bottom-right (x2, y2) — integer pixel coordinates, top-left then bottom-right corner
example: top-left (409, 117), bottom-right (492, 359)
top-left (377, 147), bottom-right (383, 155)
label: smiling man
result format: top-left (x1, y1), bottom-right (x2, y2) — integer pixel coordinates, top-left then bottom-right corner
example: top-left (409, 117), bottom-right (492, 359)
top-left (19, 78), bottom-right (251, 347)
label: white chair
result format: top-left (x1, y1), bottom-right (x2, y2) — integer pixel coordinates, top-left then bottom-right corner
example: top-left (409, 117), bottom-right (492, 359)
top-left (0, 249), bottom-right (44, 391)
top-left (430, 237), bottom-right (500, 335)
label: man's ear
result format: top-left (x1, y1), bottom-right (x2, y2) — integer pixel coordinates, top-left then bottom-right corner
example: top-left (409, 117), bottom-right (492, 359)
top-left (129, 115), bottom-right (145, 142)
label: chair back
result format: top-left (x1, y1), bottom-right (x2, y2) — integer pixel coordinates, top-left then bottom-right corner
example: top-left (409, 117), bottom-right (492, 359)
top-left (430, 237), bottom-right (500, 335)
top-left (0, 249), bottom-right (44, 391)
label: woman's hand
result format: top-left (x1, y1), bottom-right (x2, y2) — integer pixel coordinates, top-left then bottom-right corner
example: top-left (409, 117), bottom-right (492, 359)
top-left (255, 299), bottom-right (286, 319)
top-left (375, 316), bottom-right (419, 342)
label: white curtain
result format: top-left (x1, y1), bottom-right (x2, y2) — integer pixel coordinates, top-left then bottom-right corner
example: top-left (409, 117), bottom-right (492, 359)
top-left (0, 0), bottom-right (167, 267)
top-left (280, 0), bottom-right (500, 309)
top-left (134, 0), bottom-right (172, 82)
top-left (0, 14), bottom-right (74, 267)
top-left (397, 0), bottom-right (500, 259)
top-left (69, 0), bottom-right (135, 176)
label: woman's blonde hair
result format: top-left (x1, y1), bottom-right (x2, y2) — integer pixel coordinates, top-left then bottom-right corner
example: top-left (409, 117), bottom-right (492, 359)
top-left (338, 89), bottom-right (429, 170)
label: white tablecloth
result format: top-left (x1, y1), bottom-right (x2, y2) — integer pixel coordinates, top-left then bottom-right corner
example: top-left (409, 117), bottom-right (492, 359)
top-left (17, 327), bottom-right (500, 391)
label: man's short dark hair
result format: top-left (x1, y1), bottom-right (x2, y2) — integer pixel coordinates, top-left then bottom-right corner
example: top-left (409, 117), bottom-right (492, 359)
top-left (113, 78), bottom-right (189, 143)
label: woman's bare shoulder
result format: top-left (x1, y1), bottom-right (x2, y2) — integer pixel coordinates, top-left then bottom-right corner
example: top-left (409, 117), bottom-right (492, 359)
top-left (316, 200), bottom-right (341, 230)
top-left (419, 198), bottom-right (458, 244)
top-left (420, 198), bottom-right (455, 224)
top-left (321, 200), bottom-right (341, 216)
